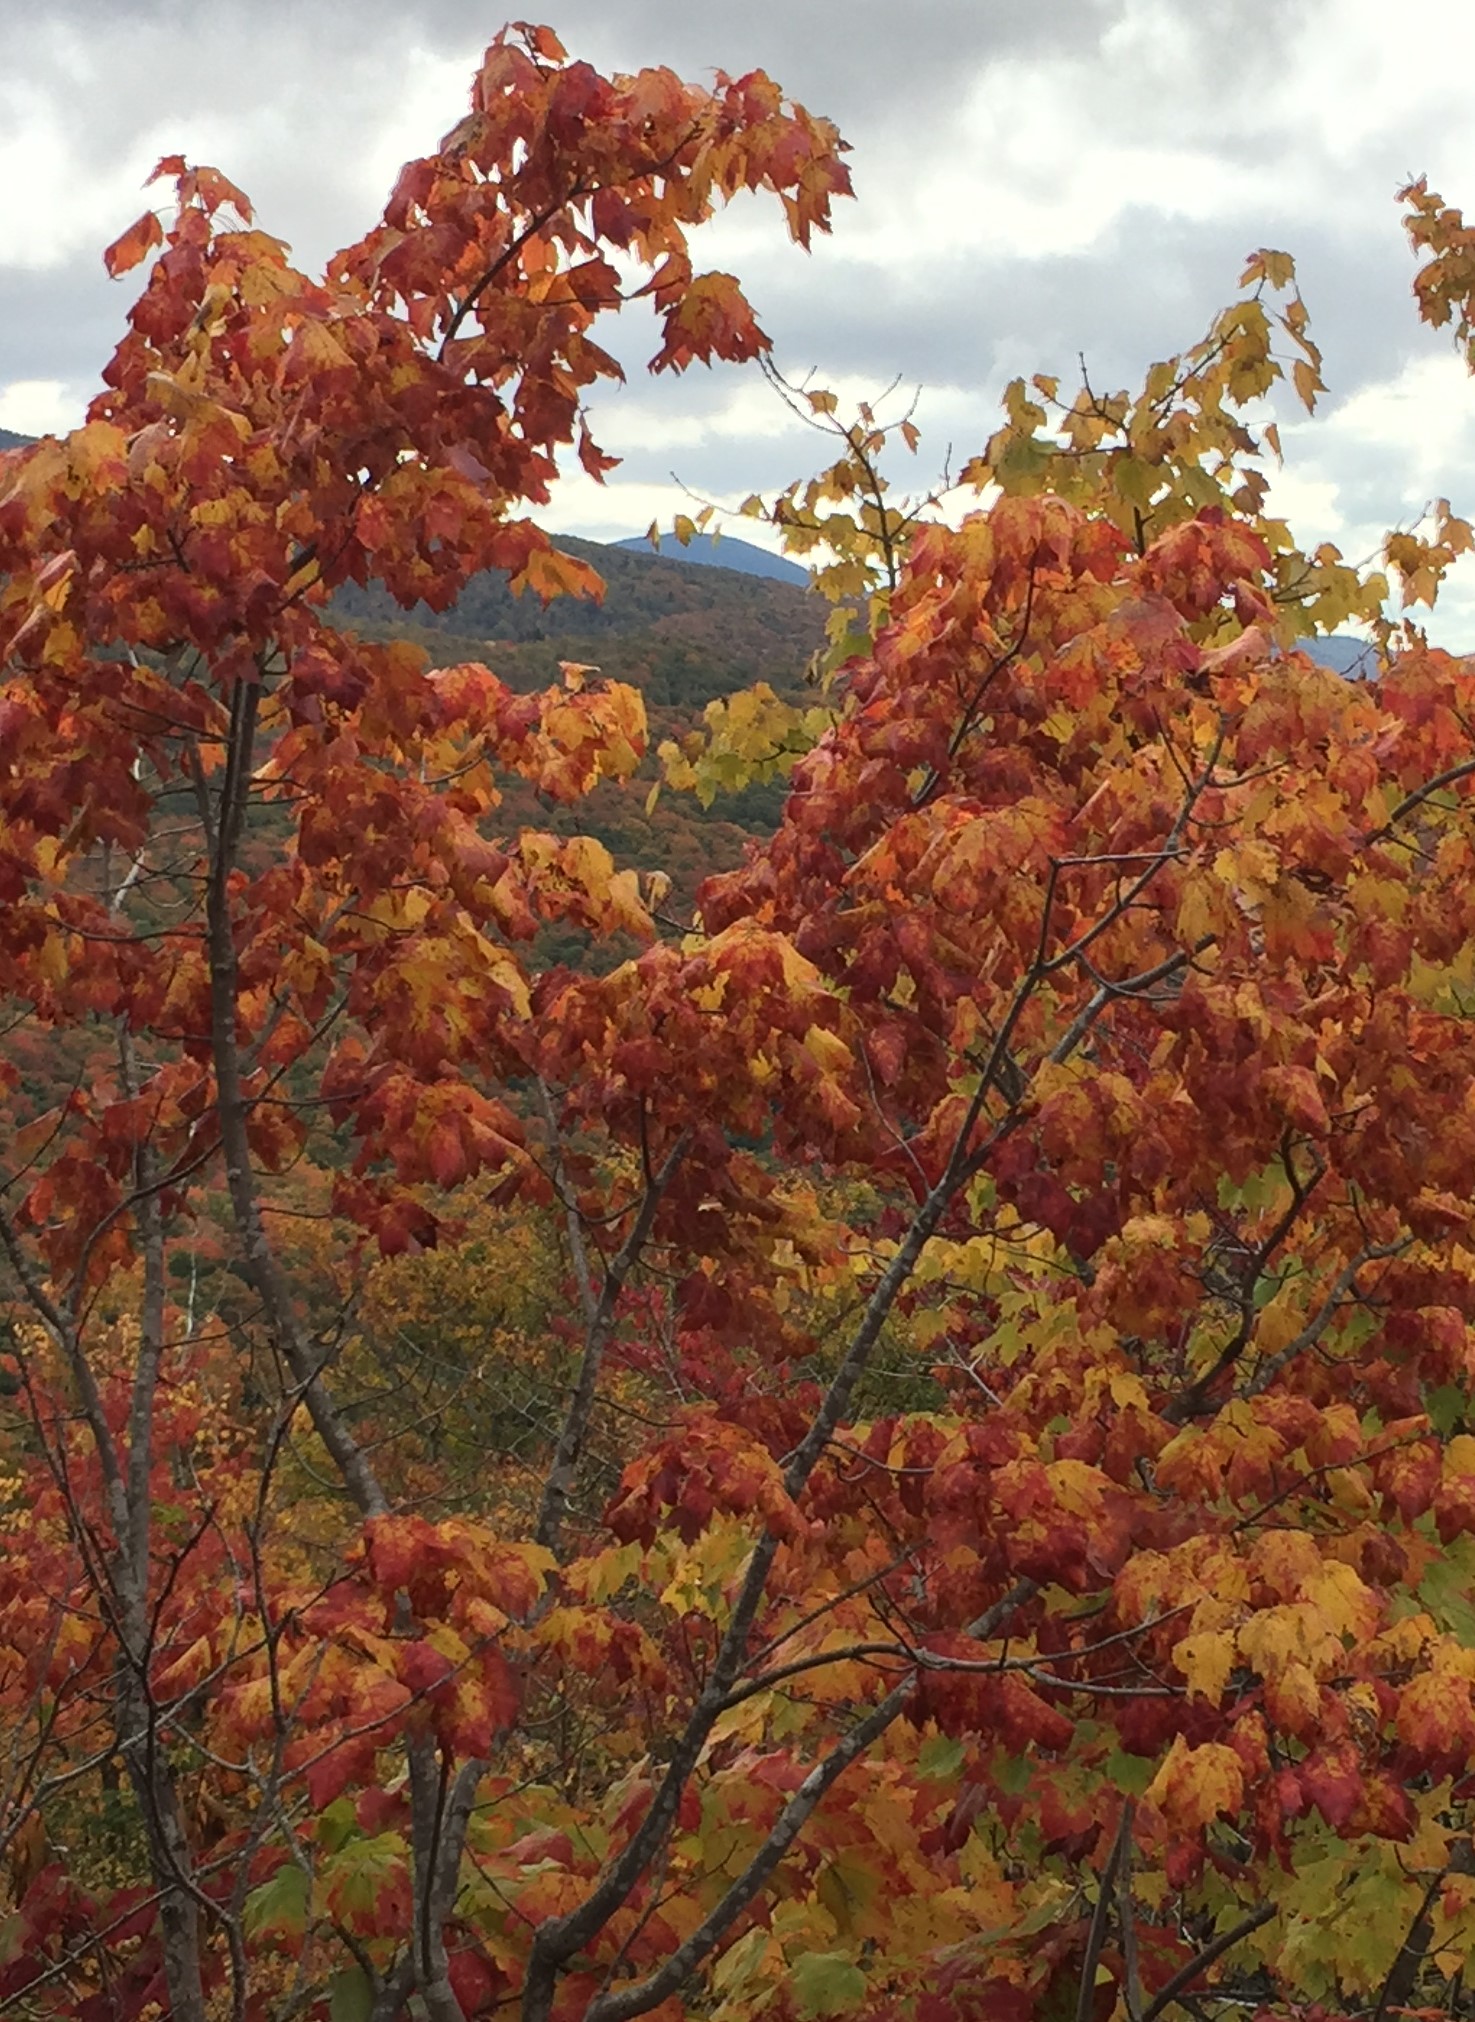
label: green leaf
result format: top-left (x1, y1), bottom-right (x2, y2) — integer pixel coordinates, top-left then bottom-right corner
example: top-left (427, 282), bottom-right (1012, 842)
top-left (316, 1796), bottom-right (358, 1853)
top-left (1253, 1271), bottom-right (1284, 1311)
top-left (1217, 1164), bottom-right (1285, 1214)
top-left (916, 1734), bottom-right (964, 1781)
top-left (242, 1861), bottom-right (309, 1942)
top-left (1105, 1748), bottom-right (1157, 1796)
top-left (320, 1831), bottom-right (409, 1923)
top-left (817, 1855), bottom-right (881, 1936)
top-left (1420, 1540), bottom-right (1475, 1645)
top-left (1429, 1383), bottom-right (1467, 1435)
top-left (713, 1926), bottom-right (769, 1994)
top-left (329, 1967), bottom-right (374, 2022)
top-left (790, 1949), bottom-right (867, 2019)
top-left (993, 1751), bottom-right (1032, 1796)
top-left (1113, 457), bottom-right (1159, 511)
top-left (994, 432), bottom-right (1052, 493)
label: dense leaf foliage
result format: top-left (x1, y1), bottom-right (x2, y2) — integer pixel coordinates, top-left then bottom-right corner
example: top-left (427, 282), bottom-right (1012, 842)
top-left (8, 26), bottom-right (1475, 2022)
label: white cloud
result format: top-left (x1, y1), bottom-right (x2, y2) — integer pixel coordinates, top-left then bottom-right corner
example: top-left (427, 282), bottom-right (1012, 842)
top-left (0, 78), bottom-right (135, 271)
top-left (1262, 354), bottom-right (1475, 642)
top-left (1320, 354), bottom-right (1475, 492)
top-left (1267, 0), bottom-right (1475, 172)
top-left (0, 379), bottom-right (84, 434)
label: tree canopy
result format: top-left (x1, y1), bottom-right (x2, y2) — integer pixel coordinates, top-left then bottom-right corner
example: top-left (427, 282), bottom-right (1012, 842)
top-left (6, 23), bottom-right (1475, 2022)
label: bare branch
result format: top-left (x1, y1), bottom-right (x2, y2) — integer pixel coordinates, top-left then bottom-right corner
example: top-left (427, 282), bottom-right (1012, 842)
top-left (537, 1078), bottom-right (599, 1332)
top-left (1076, 1804), bottom-right (1133, 2022)
top-left (1369, 754), bottom-right (1475, 842)
top-left (535, 1124), bottom-right (691, 1555)
top-left (1241, 1239), bottom-right (1410, 1400)
top-left (1140, 1905), bottom-right (1274, 2022)
top-left (190, 686), bottom-right (388, 1522)
top-left (584, 1682), bottom-right (913, 2022)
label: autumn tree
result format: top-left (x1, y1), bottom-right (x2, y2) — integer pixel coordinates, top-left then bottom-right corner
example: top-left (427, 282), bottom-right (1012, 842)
top-left (11, 27), bottom-right (1475, 2022)
top-left (0, 28), bottom-right (852, 2018)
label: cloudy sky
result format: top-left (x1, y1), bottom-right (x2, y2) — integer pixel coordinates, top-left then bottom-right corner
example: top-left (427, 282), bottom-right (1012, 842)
top-left (6, 0), bottom-right (1475, 636)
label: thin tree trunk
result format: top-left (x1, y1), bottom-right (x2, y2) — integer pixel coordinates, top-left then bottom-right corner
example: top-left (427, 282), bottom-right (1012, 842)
top-left (117, 1021), bottom-right (209, 2022)
top-left (535, 1121), bottom-right (689, 1555)
top-left (194, 692), bottom-right (389, 1522)
top-left (117, 1683), bottom-right (206, 2022)
top-left (195, 691), bottom-right (457, 2014)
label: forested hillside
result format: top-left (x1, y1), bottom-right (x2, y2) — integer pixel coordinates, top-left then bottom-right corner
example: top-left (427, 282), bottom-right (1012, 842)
top-left (4, 409), bottom-right (826, 908)
top-left (333, 530), bottom-right (819, 664)
top-left (333, 534), bottom-right (827, 926)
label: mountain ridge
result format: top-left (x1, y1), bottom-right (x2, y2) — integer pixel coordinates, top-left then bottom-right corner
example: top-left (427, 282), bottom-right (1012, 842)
top-left (0, 424), bottom-right (1402, 679)
top-left (613, 532), bottom-right (809, 586)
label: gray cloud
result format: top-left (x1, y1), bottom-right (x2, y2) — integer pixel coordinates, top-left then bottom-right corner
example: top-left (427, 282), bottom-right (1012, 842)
top-left (7, 0), bottom-right (1475, 635)
top-left (0, 267), bottom-right (120, 390)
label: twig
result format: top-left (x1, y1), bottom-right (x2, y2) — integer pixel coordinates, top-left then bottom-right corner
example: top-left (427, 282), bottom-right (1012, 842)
top-left (1076, 1804), bottom-right (1133, 2022)
top-left (1141, 1905), bottom-right (1274, 2022)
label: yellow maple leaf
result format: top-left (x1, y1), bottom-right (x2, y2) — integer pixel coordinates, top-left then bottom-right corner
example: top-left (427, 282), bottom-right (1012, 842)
top-left (1238, 1602), bottom-right (1341, 1681)
top-left (1302, 1559), bottom-right (1380, 1643)
top-left (1262, 1659), bottom-right (1322, 1735)
top-left (1145, 1737), bottom-right (1244, 1833)
top-left (1172, 1628), bottom-right (1236, 1703)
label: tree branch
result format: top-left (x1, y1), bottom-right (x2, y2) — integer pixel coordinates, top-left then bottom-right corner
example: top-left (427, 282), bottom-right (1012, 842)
top-left (584, 1682), bottom-right (913, 2022)
top-left (535, 1123), bottom-right (691, 1555)
top-left (190, 687), bottom-right (388, 1522)
top-left (1241, 1239), bottom-right (1409, 1400)
top-left (1140, 1905), bottom-right (1273, 2022)
top-left (1369, 755), bottom-right (1475, 842)
top-left (1076, 1803), bottom-right (1133, 2022)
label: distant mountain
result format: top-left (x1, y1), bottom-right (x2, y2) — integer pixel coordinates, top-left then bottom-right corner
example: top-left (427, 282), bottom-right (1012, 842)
top-left (331, 530), bottom-right (822, 677)
top-left (1302, 635), bottom-right (1379, 679)
top-left (0, 421), bottom-right (1419, 687)
top-left (614, 532), bottom-right (810, 587)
